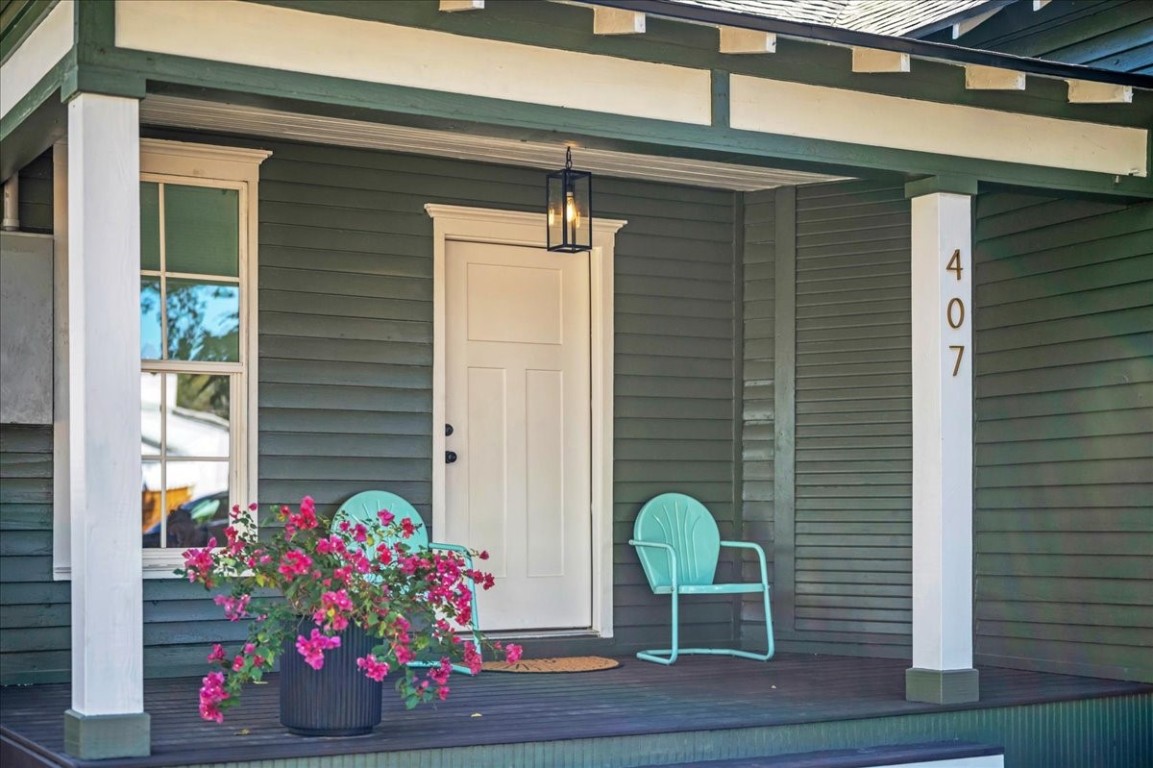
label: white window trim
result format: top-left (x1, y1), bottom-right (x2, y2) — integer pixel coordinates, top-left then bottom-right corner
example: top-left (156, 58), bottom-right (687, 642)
top-left (53, 138), bottom-right (270, 580)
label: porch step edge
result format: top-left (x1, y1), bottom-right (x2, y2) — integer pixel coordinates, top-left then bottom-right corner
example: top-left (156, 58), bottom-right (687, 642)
top-left (658, 740), bottom-right (1004, 768)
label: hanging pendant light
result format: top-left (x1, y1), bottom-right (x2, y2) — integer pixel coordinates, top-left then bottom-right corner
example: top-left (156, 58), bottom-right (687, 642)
top-left (546, 147), bottom-right (592, 253)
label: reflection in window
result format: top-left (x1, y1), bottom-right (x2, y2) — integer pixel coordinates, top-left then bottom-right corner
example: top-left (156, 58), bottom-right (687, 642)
top-left (141, 372), bottom-right (232, 549)
top-left (140, 179), bottom-right (243, 551)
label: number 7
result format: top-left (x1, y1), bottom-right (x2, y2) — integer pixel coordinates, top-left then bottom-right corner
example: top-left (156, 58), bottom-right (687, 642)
top-left (949, 345), bottom-right (965, 377)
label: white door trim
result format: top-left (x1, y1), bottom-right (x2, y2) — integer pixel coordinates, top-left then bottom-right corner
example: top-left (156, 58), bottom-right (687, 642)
top-left (425, 204), bottom-right (625, 638)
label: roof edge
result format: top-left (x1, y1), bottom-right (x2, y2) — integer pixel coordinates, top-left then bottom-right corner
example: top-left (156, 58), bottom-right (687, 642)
top-left (580, 0), bottom-right (1153, 89)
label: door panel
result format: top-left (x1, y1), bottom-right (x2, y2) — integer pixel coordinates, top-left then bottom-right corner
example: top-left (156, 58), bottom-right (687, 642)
top-left (445, 240), bottom-right (591, 631)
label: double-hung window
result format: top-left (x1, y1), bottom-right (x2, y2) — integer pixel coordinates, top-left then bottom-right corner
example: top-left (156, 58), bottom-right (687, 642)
top-left (52, 140), bottom-right (269, 579)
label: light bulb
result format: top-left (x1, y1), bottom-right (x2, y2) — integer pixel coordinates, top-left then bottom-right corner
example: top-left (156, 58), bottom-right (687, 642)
top-left (565, 192), bottom-right (581, 229)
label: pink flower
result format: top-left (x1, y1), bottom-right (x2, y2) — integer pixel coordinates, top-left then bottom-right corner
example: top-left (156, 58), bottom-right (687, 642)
top-left (356, 654), bottom-right (390, 682)
top-left (295, 628), bottom-right (341, 670)
top-left (214, 593), bottom-right (250, 621)
top-left (198, 671), bottom-right (229, 723)
top-left (504, 643), bottom-right (523, 664)
top-left (278, 550), bottom-right (313, 580)
top-left (400, 517), bottom-right (416, 538)
top-left (182, 545), bottom-right (216, 584)
top-left (377, 508), bottom-right (395, 526)
top-left (206, 644), bottom-right (227, 664)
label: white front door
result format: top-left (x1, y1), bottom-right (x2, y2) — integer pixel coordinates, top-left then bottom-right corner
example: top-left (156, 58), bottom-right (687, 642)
top-left (444, 239), bottom-right (592, 631)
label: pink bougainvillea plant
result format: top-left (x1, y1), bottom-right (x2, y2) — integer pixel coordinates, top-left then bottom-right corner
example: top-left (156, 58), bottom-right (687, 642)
top-left (178, 497), bottom-right (521, 723)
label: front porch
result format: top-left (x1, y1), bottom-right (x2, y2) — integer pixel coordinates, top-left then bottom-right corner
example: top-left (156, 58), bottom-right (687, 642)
top-left (3, 653), bottom-right (1150, 768)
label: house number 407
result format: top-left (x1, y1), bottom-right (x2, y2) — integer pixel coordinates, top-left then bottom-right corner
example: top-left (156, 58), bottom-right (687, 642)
top-left (946, 249), bottom-right (965, 377)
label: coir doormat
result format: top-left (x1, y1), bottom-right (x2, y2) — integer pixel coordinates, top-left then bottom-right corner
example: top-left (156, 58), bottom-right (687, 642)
top-left (481, 656), bottom-right (621, 673)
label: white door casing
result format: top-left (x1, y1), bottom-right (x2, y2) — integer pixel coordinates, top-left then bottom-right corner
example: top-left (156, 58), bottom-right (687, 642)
top-left (426, 205), bottom-right (625, 637)
top-left (446, 240), bottom-right (590, 629)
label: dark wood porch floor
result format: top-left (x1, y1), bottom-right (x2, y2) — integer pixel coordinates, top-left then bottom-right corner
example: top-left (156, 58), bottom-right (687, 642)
top-left (2, 653), bottom-right (1150, 768)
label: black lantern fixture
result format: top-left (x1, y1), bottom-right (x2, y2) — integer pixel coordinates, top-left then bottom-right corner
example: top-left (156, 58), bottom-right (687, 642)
top-left (546, 147), bottom-right (592, 253)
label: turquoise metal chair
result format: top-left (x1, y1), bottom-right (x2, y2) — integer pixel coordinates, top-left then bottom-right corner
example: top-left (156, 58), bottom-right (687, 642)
top-left (630, 492), bottom-right (775, 665)
top-left (332, 490), bottom-right (483, 675)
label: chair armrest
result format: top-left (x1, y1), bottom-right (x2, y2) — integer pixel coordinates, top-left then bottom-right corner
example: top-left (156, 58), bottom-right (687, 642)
top-left (629, 539), bottom-right (679, 591)
top-left (719, 540), bottom-right (769, 585)
top-left (429, 541), bottom-right (475, 568)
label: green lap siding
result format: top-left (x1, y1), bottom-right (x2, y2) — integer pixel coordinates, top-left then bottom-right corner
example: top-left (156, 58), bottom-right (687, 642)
top-left (933, 0), bottom-right (1153, 74)
top-left (972, 193), bottom-right (1153, 683)
top-left (0, 131), bottom-right (739, 682)
top-left (740, 189), bottom-right (777, 648)
top-left (790, 180), bottom-right (913, 657)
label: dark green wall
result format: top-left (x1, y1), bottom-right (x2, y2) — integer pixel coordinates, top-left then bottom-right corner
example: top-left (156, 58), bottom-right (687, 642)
top-left (931, 0), bottom-right (1153, 74)
top-left (972, 192), bottom-right (1153, 683)
top-left (0, 135), bottom-right (740, 682)
top-left (741, 179), bottom-right (914, 659)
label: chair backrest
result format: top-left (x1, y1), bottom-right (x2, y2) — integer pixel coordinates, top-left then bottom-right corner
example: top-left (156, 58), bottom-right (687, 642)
top-left (332, 490), bottom-right (429, 560)
top-left (633, 493), bottom-right (720, 590)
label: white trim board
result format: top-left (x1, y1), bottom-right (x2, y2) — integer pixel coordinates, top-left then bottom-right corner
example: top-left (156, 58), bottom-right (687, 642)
top-left (730, 75), bottom-right (1147, 178)
top-left (116, 0), bottom-right (711, 126)
top-left (53, 138), bottom-right (271, 581)
top-left (0, 0), bottom-right (73, 119)
top-left (425, 204), bottom-right (624, 639)
top-left (140, 96), bottom-right (844, 191)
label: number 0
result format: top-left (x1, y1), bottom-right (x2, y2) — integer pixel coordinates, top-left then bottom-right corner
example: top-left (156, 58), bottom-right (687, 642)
top-left (947, 298), bottom-right (965, 329)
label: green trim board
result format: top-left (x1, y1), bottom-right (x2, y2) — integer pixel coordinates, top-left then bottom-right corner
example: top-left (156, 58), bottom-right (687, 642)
top-left (771, 186), bottom-right (796, 637)
top-left (34, 0), bottom-right (1146, 198)
top-left (251, 0), bottom-right (1151, 127)
top-left (63, 710), bottom-right (150, 761)
top-left (63, 693), bottom-right (1153, 768)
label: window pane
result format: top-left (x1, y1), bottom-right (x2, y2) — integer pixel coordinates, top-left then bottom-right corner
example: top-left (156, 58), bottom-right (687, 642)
top-left (140, 278), bottom-right (163, 360)
top-left (144, 461), bottom-right (229, 549)
top-left (165, 185), bottom-right (239, 277)
top-left (141, 372), bottom-right (163, 458)
top-left (142, 459), bottom-right (164, 549)
top-left (166, 280), bottom-right (240, 362)
top-left (166, 373), bottom-right (230, 458)
top-left (141, 182), bottom-right (160, 271)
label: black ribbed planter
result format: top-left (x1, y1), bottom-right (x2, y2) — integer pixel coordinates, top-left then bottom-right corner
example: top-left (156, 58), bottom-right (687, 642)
top-left (279, 622), bottom-right (383, 736)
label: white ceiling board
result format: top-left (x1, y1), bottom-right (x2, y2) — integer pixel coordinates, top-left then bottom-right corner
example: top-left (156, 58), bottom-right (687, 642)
top-left (139, 96), bottom-right (846, 191)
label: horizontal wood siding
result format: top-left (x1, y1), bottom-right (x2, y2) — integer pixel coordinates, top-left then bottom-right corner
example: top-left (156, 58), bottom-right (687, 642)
top-left (973, 193), bottom-right (1153, 683)
top-left (0, 131), bottom-right (739, 682)
top-left (254, 136), bottom-right (739, 653)
top-left (0, 426), bottom-right (64, 683)
top-left (790, 179), bottom-right (913, 657)
top-left (740, 189), bottom-right (776, 646)
top-left (938, 0), bottom-right (1153, 74)
top-left (1, 153), bottom-right (59, 683)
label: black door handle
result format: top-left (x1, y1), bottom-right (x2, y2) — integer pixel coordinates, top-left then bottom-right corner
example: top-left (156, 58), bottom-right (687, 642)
top-left (445, 451), bottom-right (458, 464)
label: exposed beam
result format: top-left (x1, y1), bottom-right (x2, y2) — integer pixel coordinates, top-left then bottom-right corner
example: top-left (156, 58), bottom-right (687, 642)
top-left (851, 47), bottom-right (910, 73)
top-left (593, 6), bottom-right (645, 35)
top-left (1067, 80), bottom-right (1133, 104)
top-left (719, 27), bottom-right (776, 54)
top-left (439, 0), bottom-right (484, 10)
top-left (951, 7), bottom-right (1001, 39)
top-left (964, 64), bottom-right (1025, 91)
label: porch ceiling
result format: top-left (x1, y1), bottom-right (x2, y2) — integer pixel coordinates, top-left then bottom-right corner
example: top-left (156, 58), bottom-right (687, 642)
top-left (139, 95), bottom-right (848, 192)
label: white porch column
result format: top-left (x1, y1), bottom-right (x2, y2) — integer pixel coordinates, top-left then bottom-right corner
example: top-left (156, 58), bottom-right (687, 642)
top-left (64, 93), bottom-right (150, 758)
top-left (906, 179), bottom-right (979, 704)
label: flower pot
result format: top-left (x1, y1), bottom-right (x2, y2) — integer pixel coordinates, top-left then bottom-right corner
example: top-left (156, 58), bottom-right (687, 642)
top-left (279, 623), bottom-right (383, 736)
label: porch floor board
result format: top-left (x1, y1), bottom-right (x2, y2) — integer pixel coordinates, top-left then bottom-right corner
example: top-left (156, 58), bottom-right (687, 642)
top-left (2, 653), bottom-right (1149, 767)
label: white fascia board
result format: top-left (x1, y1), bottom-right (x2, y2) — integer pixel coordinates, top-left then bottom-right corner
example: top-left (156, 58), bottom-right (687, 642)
top-left (0, 0), bottom-right (74, 120)
top-left (116, 0), bottom-right (709, 126)
top-left (731, 75), bottom-right (1148, 178)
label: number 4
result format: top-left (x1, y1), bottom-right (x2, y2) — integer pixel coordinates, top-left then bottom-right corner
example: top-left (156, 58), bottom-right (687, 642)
top-left (946, 249), bottom-right (963, 280)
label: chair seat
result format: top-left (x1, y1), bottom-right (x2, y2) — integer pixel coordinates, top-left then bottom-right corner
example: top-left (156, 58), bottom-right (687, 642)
top-left (652, 583), bottom-right (766, 595)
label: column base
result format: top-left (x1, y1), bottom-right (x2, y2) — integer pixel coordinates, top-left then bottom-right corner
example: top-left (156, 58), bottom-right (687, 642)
top-left (64, 709), bottom-right (150, 760)
top-left (906, 667), bottom-right (980, 704)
